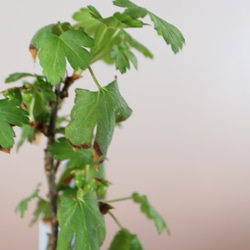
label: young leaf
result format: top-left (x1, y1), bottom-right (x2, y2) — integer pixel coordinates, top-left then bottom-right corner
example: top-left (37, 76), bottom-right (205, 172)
top-left (0, 99), bottom-right (29, 148)
top-left (73, 5), bottom-right (153, 70)
top-left (65, 80), bottom-right (132, 158)
top-left (35, 30), bottom-right (94, 85)
top-left (111, 43), bottom-right (137, 73)
top-left (123, 31), bottom-right (153, 59)
top-left (3, 88), bottom-right (22, 104)
top-left (30, 24), bottom-right (55, 49)
top-left (57, 190), bottom-right (106, 250)
top-left (113, 12), bottom-right (144, 28)
top-left (30, 198), bottom-right (51, 225)
top-left (109, 229), bottom-right (143, 250)
top-left (149, 13), bottom-right (185, 54)
top-left (31, 90), bottom-right (50, 123)
top-left (113, 0), bottom-right (148, 19)
top-left (34, 78), bottom-right (56, 104)
top-left (15, 183), bottom-right (41, 218)
top-left (5, 72), bottom-right (36, 83)
top-left (113, 0), bottom-right (185, 53)
top-left (87, 5), bottom-right (103, 19)
top-left (49, 137), bottom-right (94, 167)
top-left (16, 124), bottom-right (36, 151)
top-left (132, 193), bottom-right (170, 235)
top-left (72, 8), bottom-right (100, 35)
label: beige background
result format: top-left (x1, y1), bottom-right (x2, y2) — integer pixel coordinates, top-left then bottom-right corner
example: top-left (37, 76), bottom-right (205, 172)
top-left (1, 0), bottom-right (250, 249)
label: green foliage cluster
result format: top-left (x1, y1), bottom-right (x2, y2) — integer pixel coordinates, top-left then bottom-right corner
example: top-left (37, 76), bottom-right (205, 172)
top-left (1, 0), bottom-right (184, 249)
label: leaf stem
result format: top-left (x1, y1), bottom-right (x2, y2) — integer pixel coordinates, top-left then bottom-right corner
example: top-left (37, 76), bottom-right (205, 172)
top-left (88, 66), bottom-right (102, 90)
top-left (108, 211), bottom-right (124, 230)
top-left (85, 164), bottom-right (91, 183)
top-left (105, 196), bottom-right (133, 203)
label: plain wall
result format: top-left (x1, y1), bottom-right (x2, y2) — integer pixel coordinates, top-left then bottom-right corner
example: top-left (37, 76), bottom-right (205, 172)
top-left (1, 0), bottom-right (250, 249)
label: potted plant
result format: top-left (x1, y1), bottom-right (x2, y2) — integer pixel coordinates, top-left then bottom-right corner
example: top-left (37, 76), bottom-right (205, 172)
top-left (0, 0), bottom-right (185, 249)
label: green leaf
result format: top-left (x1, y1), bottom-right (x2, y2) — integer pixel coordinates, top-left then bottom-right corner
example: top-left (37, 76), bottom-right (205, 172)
top-left (57, 190), bottom-right (106, 250)
top-left (149, 13), bottom-right (185, 54)
top-left (5, 73), bottom-right (35, 83)
top-left (36, 30), bottom-right (94, 85)
top-left (30, 198), bottom-right (51, 225)
top-left (22, 79), bottom-right (55, 123)
top-left (49, 137), bottom-right (94, 167)
top-left (123, 31), bottom-right (153, 59)
top-left (34, 79), bottom-right (56, 104)
top-left (3, 88), bottom-right (22, 105)
top-left (15, 183), bottom-right (41, 218)
top-left (87, 5), bottom-right (103, 19)
top-left (31, 90), bottom-right (50, 123)
top-left (73, 8), bottom-right (100, 35)
top-left (113, 12), bottom-right (144, 28)
top-left (0, 99), bottom-right (29, 148)
top-left (109, 229), bottom-right (143, 250)
top-left (111, 43), bottom-right (137, 73)
top-left (113, 0), bottom-right (185, 53)
top-left (132, 193), bottom-right (170, 235)
top-left (65, 80), bottom-right (132, 157)
top-left (113, 0), bottom-right (148, 19)
top-left (16, 124), bottom-right (36, 151)
top-left (30, 24), bottom-right (55, 49)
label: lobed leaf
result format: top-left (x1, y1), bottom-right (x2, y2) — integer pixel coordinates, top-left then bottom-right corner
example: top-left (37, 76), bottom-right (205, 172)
top-left (113, 0), bottom-right (185, 53)
top-left (30, 198), bottom-right (51, 225)
top-left (16, 124), bottom-right (36, 151)
top-left (108, 229), bottom-right (143, 250)
top-left (73, 8), bottom-right (100, 35)
top-left (113, 0), bottom-right (148, 18)
top-left (3, 88), bottom-right (22, 105)
top-left (111, 43), bottom-right (137, 73)
top-left (65, 80), bottom-right (132, 158)
top-left (57, 189), bottom-right (106, 250)
top-left (73, 5), bottom-right (152, 70)
top-left (5, 72), bottom-right (36, 83)
top-left (0, 99), bottom-right (29, 148)
top-left (149, 13), bottom-right (185, 54)
top-left (132, 193), bottom-right (170, 235)
top-left (15, 183), bottom-right (41, 218)
top-left (34, 78), bottom-right (56, 104)
top-left (123, 31), bottom-right (153, 59)
top-left (49, 137), bottom-right (94, 167)
top-left (35, 30), bottom-right (94, 85)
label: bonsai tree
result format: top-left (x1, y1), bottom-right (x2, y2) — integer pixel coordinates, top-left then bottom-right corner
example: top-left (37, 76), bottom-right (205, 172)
top-left (0, 0), bottom-right (185, 249)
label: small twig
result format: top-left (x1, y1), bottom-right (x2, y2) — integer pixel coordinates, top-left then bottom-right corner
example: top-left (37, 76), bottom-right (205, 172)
top-left (60, 72), bottom-right (82, 99)
top-left (54, 160), bottom-right (61, 173)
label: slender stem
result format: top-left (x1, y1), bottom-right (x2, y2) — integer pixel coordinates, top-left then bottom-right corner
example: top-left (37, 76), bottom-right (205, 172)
top-left (105, 196), bottom-right (132, 203)
top-left (88, 66), bottom-right (102, 90)
top-left (108, 211), bottom-right (124, 230)
top-left (44, 84), bottom-right (61, 250)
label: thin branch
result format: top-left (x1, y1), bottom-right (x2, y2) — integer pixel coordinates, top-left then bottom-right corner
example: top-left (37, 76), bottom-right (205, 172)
top-left (44, 84), bottom-right (61, 250)
top-left (60, 72), bottom-right (82, 99)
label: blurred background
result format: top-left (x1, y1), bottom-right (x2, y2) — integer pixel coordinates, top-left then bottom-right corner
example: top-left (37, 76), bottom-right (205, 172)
top-left (1, 0), bottom-right (250, 249)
